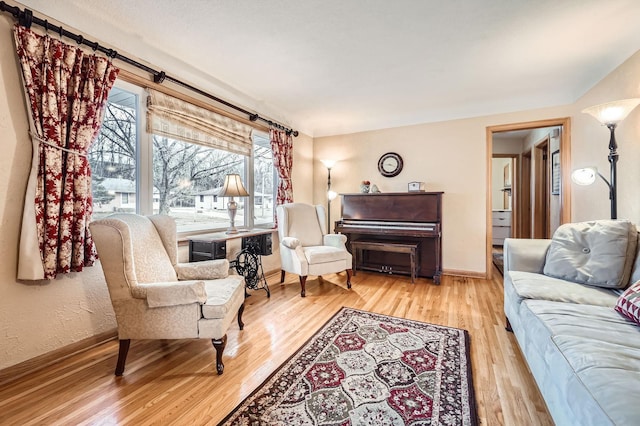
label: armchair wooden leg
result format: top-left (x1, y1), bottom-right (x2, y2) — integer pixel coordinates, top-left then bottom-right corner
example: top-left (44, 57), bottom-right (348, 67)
top-left (299, 276), bottom-right (307, 297)
top-left (212, 335), bottom-right (228, 375)
top-left (280, 270), bottom-right (286, 283)
top-left (505, 316), bottom-right (513, 332)
top-left (346, 269), bottom-right (353, 289)
top-left (237, 303), bottom-right (245, 330)
top-left (115, 339), bottom-right (130, 376)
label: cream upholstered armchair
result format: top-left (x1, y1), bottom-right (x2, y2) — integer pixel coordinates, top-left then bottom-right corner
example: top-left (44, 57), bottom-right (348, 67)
top-left (276, 203), bottom-right (352, 297)
top-left (89, 214), bottom-right (245, 376)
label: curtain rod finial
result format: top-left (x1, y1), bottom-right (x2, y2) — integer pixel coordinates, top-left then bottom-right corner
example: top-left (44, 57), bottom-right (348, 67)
top-left (154, 71), bottom-right (166, 84)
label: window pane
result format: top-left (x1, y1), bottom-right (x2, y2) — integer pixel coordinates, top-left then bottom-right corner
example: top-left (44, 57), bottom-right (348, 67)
top-left (152, 135), bottom-right (246, 233)
top-left (253, 134), bottom-right (275, 226)
top-left (89, 87), bottom-right (138, 219)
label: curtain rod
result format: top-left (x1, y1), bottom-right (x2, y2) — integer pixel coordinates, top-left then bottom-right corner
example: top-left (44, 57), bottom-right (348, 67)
top-left (0, 1), bottom-right (299, 137)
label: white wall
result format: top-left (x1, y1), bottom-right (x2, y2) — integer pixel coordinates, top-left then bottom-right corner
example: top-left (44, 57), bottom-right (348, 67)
top-left (314, 106), bottom-right (574, 275)
top-left (314, 48), bottom-right (640, 277)
top-left (0, 13), bottom-right (116, 370)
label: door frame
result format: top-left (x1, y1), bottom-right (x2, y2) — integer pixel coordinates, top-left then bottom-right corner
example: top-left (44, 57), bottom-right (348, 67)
top-left (486, 117), bottom-right (571, 279)
top-left (533, 137), bottom-right (550, 238)
top-left (521, 150), bottom-right (532, 238)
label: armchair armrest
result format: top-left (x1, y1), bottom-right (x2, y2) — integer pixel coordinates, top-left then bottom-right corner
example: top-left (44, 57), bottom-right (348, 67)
top-left (139, 280), bottom-right (208, 308)
top-left (503, 238), bottom-right (551, 274)
top-left (324, 233), bottom-right (347, 248)
top-left (281, 237), bottom-right (301, 249)
top-left (175, 259), bottom-right (229, 280)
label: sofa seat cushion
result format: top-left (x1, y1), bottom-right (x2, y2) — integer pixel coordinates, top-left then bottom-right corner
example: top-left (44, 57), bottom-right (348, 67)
top-left (543, 219), bottom-right (637, 289)
top-left (524, 300), bottom-right (640, 425)
top-left (201, 275), bottom-right (245, 320)
top-left (508, 271), bottom-right (618, 307)
top-left (304, 246), bottom-right (347, 264)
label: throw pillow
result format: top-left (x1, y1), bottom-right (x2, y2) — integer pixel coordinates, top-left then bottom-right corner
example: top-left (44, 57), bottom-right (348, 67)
top-left (543, 219), bottom-right (638, 289)
top-left (615, 280), bottom-right (640, 326)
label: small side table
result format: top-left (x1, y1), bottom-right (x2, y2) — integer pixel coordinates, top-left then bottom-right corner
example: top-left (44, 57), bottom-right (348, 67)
top-left (189, 229), bottom-right (273, 297)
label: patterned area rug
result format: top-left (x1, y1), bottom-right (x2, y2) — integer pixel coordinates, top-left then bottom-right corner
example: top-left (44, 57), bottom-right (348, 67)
top-left (219, 307), bottom-right (477, 425)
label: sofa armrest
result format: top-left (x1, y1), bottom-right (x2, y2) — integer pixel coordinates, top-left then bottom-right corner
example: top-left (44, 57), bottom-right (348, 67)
top-left (175, 259), bottom-right (229, 280)
top-left (504, 238), bottom-right (551, 273)
top-left (139, 280), bottom-right (208, 308)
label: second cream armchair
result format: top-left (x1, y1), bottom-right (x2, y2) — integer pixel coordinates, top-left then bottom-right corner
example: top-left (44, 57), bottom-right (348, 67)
top-left (276, 203), bottom-right (353, 297)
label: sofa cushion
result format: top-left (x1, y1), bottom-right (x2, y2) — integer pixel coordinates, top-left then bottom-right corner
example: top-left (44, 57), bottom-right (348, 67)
top-left (522, 300), bottom-right (640, 426)
top-left (543, 220), bottom-right (637, 289)
top-left (507, 271), bottom-right (618, 307)
top-left (615, 280), bottom-right (640, 326)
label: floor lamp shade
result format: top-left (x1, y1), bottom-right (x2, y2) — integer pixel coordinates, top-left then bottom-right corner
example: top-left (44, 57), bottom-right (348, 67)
top-left (218, 174), bottom-right (249, 233)
top-left (580, 98), bottom-right (640, 219)
top-left (582, 98), bottom-right (640, 125)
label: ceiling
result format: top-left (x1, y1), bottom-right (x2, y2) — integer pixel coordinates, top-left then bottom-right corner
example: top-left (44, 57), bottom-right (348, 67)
top-left (13, 0), bottom-right (640, 137)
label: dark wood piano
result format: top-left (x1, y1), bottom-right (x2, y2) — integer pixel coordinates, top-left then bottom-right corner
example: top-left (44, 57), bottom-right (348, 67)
top-left (335, 192), bottom-right (443, 284)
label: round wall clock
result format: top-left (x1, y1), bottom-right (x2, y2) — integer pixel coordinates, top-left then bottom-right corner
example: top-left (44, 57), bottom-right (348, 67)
top-left (378, 152), bottom-right (403, 177)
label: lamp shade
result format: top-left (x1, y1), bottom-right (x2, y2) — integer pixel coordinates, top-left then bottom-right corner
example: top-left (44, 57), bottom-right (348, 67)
top-left (321, 159), bottom-right (337, 169)
top-left (218, 174), bottom-right (249, 197)
top-left (582, 98), bottom-right (640, 125)
top-left (571, 167), bottom-right (598, 186)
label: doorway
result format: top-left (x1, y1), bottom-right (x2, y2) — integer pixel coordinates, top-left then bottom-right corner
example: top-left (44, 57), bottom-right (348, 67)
top-left (533, 137), bottom-right (550, 238)
top-left (486, 118), bottom-right (571, 279)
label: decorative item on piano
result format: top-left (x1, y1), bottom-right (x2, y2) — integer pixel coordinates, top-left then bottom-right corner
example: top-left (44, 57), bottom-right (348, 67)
top-left (370, 184), bottom-right (381, 193)
top-left (408, 181), bottom-right (425, 192)
top-left (360, 180), bottom-right (371, 193)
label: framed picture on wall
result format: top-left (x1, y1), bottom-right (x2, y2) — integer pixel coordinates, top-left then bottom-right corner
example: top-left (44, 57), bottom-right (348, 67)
top-left (551, 149), bottom-right (560, 195)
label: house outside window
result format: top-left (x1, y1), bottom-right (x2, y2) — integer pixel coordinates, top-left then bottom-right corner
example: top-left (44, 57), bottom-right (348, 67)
top-left (89, 81), bottom-right (276, 233)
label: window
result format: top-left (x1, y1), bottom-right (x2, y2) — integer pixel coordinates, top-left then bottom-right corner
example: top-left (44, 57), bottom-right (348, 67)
top-left (90, 81), bottom-right (276, 233)
top-left (152, 134), bottom-right (246, 233)
top-left (89, 84), bottom-right (138, 219)
top-left (253, 132), bottom-right (276, 227)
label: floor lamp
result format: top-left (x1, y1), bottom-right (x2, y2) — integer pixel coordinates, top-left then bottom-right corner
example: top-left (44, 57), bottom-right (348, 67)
top-left (321, 160), bottom-right (338, 232)
top-left (575, 98), bottom-right (640, 219)
top-left (218, 173), bottom-right (249, 234)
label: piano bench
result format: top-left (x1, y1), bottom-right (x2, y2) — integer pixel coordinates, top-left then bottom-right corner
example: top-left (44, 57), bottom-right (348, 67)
top-left (351, 240), bottom-right (419, 283)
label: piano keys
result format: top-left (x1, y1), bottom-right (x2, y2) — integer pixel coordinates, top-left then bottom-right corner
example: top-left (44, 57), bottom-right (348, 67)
top-left (335, 192), bottom-right (443, 283)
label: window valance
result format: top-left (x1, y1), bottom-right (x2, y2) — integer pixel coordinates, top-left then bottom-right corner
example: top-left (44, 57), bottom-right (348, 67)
top-left (146, 89), bottom-right (253, 156)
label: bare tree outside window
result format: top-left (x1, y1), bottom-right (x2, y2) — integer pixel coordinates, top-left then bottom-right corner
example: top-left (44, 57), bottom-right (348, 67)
top-left (89, 86), bottom-right (276, 231)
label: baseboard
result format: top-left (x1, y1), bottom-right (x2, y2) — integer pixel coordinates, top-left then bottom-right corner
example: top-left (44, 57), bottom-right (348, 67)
top-left (0, 329), bottom-right (117, 386)
top-left (442, 269), bottom-right (488, 279)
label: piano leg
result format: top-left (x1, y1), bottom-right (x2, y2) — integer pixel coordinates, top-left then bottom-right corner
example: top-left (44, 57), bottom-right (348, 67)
top-left (280, 270), bottom-right (286, 283)
top-left (346, 269), bottom-right (352, 289)
top-left (434, 272), bottom-right (441, 285)
top-left (299, 276), bottom-right (307, 297)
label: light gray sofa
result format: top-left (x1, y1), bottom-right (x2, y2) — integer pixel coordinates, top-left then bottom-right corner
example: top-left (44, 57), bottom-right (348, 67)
top-left (503, 222), bottom-right (640, 426)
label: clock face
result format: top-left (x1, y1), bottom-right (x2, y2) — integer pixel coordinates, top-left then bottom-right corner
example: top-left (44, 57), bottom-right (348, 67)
top-left (378, 152), bottom-right (403, 177)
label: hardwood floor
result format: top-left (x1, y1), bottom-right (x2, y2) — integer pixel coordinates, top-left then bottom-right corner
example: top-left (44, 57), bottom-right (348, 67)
top-left (0, 269), bottom-right (553, 425)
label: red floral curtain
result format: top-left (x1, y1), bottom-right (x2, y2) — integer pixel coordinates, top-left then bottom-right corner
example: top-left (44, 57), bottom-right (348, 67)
top-left (270, 128), bottom-right (294, 221)
top-left (14, 25), bottom-right (119, 280)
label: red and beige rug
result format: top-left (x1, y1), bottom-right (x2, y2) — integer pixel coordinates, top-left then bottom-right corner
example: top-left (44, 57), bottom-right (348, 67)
top-left (220, 307), bottom-right (477, 425)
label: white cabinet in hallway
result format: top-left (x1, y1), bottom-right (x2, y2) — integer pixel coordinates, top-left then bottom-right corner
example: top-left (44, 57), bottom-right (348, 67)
top-left (492, 210), bottom-right (512, 245)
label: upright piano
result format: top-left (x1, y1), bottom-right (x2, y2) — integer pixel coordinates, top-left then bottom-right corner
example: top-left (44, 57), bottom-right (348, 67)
top-left (335, 192), bottom-right (443, 284)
